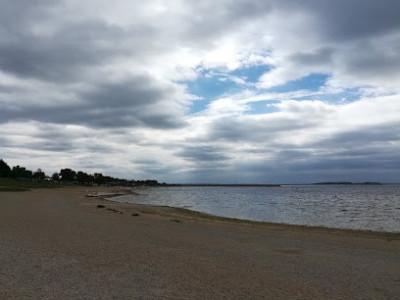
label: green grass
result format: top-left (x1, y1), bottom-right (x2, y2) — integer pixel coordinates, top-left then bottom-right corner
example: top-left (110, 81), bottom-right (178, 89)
top-left (0, 177), bottom-right (60, 191)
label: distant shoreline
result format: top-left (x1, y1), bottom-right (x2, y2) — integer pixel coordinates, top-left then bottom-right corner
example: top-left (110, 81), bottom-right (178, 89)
top-left (166, 184), bottom-right (282, 187)
top-left (160, 182), bottom-right (393, 187)
top-left (312, 181), bottom-right (383, 185)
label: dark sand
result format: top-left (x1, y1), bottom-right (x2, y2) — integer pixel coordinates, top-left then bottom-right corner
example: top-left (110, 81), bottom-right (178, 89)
top-left (1, 187), bottom-right (399, 299)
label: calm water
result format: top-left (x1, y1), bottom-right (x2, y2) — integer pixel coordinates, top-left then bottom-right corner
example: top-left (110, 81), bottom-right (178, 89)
top-left (114, 185), bottom-right (400, 233)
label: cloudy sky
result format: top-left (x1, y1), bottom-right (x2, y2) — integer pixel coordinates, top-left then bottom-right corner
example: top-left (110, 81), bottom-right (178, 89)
top-left (1, 0), bottom-right (400, 183)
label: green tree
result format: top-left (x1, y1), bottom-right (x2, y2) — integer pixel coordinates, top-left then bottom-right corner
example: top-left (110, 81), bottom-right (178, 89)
top-left (11, 165), bottom-right (33, 179)
top-left (76, 171), bottom-right (93, 184)
top-left (0, 159), bottom-right (12, 177)
top-left (52, 172), bottom-right (60, 181)
top-left (33, 168), bottom-right (46, 180)
top-left (94, 173), bottom-right (105, 185)
top-left (60, 168), bottom-right (76, 181)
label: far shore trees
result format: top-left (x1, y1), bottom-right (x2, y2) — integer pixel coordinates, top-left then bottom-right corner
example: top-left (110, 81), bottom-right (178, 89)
top-left (59, 168), bottom-right (76, 181)
top-left (11, 165), bottom-right (33, 179)
top-left (0, 159), bottom-right (160, 186)
top-left (0, 159), bottom-right (12, 177)
top-left (76, 171), bottom-right (94, 184)
top-left (0, 163), bottom-right (44, 182)
top-left (33, 169), bottom-right (46, 181)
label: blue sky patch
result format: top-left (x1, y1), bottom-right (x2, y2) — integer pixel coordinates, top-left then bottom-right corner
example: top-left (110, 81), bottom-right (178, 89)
top-left (190, 99), bottom-right (210, 114)
top-left (187, 70), bottom-right (358, 114)
top-left (187, 65), bottom-right (271, 114)
top-left (229, 64), bottom-right (271, 83)
top-left (247, 100), bottom-right (280, 115)
top-left (186, 72), bottom-right (239, 100)
top-left (294, 87), bottom-right (361, 103)
top-left (266, 73), bottom-right (330, 93)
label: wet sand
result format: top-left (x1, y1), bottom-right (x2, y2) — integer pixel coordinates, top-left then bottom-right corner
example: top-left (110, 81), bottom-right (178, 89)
top-left (1, 186), bottom-right (399, 299)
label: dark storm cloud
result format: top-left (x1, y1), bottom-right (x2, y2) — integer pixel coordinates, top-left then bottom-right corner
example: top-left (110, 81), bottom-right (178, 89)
top-left (307, 0), bottom-right (400, 41)
top-left (176, 146), bottom-right (229, 162)
top-left (258, 0), bottom-right (400, 89)
top-left (251, 124), bottom-right (400, 177)
top-left (0, 0), bottom-right (272, 84)
top-left (0, 0), bottom-right (57, 28)
top-left (29, 141), bottom-right (76, 152)
top-left (0, 1), bottom-right (189, 130)
top-left (0, 20), bottom-right (129, 82)
top-left (285, 155), bottom-right (400, 173)
top-left (340, 39), bottom-right (400, 80)
top-left (279, 0), bottom-right (400, 42)
top-left (232, 147), bottom-right (400, 184)
top-left (180, 0), bottom-right (400, 48)
top-left (0, 75), bottom-right (187, 129)
top-left (208, 116), bottom-right (315, 142)
top-left (281, 122), bottom-right (399, 158)
top-left (77, 78), bottom-right (187, 128)
top-left (127, 159), bottom-right (177, 178)
top-left (139, 165), bottom-right (176, 177)
top-left (183, 0), bottom-right (272, 44)
top-left (0, 136), bottom-right (10, 147)
top-left (0, 132), bottom-right (73, 152)
top-left (290, 47), bottom-right (334, 66)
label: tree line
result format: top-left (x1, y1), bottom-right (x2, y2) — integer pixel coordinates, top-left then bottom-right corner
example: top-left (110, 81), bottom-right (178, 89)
top-left (0, 159), bottom-right (160, 186)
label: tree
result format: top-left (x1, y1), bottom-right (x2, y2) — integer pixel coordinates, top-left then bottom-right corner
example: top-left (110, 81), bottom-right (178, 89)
top-left (94, 173), bottom-right (105, 185)
top-left (23, 169), bottom-right (33, 179)
top-left (11, 165), bottom-right (33, 179)
top-left (59, 168), bottom-right (76, 181)
top-left (11, 165), bottom-right (23, 178)
top-left (76, 171), bottom-right (93, 184)
top-left (52, 172), bottom-right (60, 181)
top-left (33, 168), bottom-right (46, 180)
top-left (0, 159), bottom-right (12, 177)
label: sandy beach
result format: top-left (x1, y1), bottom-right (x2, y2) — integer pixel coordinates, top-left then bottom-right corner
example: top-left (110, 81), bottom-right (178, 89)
top-left (1, 187), bottom-right (399, 299)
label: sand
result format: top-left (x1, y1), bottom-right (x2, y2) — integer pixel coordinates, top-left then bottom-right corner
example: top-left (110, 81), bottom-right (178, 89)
top-left (0, 186), bottom-right (399, 299)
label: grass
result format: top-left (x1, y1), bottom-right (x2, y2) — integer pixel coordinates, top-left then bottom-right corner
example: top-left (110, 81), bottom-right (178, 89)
top-left (0, 177), bottom-right (60, 191)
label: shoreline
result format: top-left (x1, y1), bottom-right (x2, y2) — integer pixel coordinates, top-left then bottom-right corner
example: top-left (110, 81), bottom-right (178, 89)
top-left (1, 186), bottom-right (399, 299)
top-left (108, 187), bottom-right (400, 235)
top-left (108, 195), bottom-right (400, 238)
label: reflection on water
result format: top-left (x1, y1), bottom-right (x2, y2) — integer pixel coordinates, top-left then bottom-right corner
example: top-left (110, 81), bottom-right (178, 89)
top-left (115, 185), bottom-right (400, 232)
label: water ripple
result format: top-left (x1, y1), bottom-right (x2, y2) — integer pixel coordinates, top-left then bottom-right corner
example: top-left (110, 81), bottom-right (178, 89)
top-left (116, 185), bottom-right (400, 233)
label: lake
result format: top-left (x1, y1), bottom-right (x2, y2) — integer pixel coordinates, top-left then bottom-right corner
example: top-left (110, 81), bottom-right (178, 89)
top-left (114, 184), bottom-right (400, 233)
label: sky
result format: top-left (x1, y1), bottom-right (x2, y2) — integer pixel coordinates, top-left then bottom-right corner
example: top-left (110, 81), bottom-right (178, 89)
top-left (1, 0), bottom-right (400, 184)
